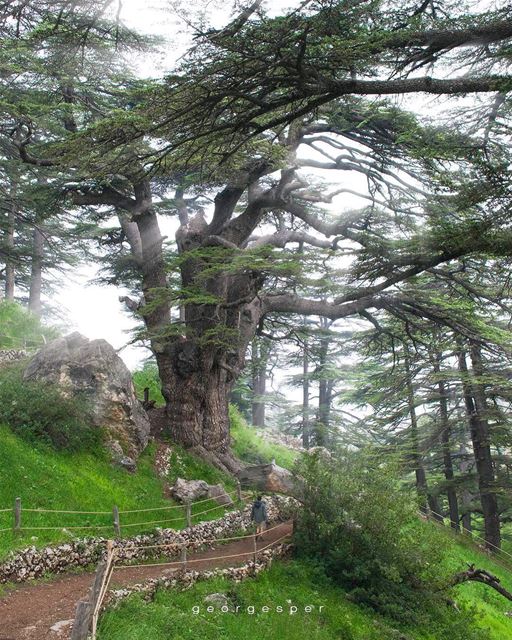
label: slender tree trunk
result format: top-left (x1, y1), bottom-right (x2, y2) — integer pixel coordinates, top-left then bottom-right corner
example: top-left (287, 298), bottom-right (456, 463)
top-left (434, 354), bottom-right (460, 530)
top-left (404, 348), bottom-right (440, 518)
top-left (302, 329), bottom-right (310, 449)
top-left (4, 189), bottom-right (15, 300)
top-left (315, 322), bottom-right (332, 447)
top-left (459, 443), bottom-right (474, 535)
top-left (457, 344), bottom-right (501, 551)
top-left (251, 338), bottom-right (268, 427)
top-left (28, 227), bottom-right (44, 316)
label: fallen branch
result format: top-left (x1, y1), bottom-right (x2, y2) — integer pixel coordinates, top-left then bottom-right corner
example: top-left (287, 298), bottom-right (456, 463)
top-left (451, 564), bottom-right (512, 602)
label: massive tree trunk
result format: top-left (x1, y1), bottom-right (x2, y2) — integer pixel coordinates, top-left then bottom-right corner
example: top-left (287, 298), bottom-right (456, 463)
top-left (157, 344), bottom-right (240, 472)
top-left (457, 343), bottom-right (501, 551)
top-left (433, 353), bottom-right (460, 530)
top-left (28, 227), bottom-right (44, 316)
top-left (124, 180), bottom-right (263, 473)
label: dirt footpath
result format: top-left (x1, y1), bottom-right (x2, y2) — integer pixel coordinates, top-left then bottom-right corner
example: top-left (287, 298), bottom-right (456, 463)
top-left (0, 521), bottom-right (292, 640)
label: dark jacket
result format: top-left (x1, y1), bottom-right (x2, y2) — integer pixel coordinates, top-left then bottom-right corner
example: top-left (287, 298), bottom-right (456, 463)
top-left (251, 499), bottom-right (267, 524)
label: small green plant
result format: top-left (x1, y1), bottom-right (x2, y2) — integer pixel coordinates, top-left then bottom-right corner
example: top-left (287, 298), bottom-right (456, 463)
top-left (132, 361), bottom-right (165, 406)
top-left (0, 364), bottom-right (100, 451)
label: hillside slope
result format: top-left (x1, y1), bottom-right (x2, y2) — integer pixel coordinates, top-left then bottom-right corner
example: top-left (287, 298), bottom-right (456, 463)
top-left (97, 549), bottom-right (512, 640)
top-left (0, 425), bottom-right (235, 559)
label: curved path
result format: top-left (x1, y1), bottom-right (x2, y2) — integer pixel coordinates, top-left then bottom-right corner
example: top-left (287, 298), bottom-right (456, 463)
top-left (0, 521), bottom-right (292, 640)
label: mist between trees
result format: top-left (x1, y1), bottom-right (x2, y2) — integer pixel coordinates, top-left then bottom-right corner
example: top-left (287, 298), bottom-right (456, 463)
top-left (0, 0), bottom-right (511, 552)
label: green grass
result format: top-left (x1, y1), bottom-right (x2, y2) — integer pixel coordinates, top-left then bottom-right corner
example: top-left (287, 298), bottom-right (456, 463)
top-left (97, 560), bottom-right (401, 640)
top-left (437, 525), bottom-right (512, 639)
top-left (166, 443), bottom-right (236, 489)
top-left (229, 406), bottom-right (298, 471)
top-left (97, 549), bottom-right (512, 640)
top-left (0, 426), bottom-right (238, 560)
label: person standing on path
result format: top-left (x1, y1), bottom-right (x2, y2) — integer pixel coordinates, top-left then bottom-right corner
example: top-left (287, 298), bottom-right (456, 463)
top-left (251, 495), bottom-right (268, 540)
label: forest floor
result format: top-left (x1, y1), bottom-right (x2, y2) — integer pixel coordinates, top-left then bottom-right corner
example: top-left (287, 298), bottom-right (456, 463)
top-left (0, 521), bottom-right (292, 640)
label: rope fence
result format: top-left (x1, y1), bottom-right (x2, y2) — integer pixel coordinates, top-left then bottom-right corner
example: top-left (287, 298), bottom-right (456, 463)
top-left (121, 521), bottom-right (286, 552)
top-left (0, 483), bottom-right (247, 538)
top-left (71, 522), bottom-right (292, 640)
top-left (111, 523), bottom-right (292, 571)
top-left (23, 508), bottom-right (112, 515)
top-left (423, 508), bottom-right (512, 572)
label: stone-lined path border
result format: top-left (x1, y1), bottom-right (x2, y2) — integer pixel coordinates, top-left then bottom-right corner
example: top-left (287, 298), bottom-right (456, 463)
top-left (0, 520), bottom-right (293, 640)
top-left (0, 495), bottom-right (297, 584)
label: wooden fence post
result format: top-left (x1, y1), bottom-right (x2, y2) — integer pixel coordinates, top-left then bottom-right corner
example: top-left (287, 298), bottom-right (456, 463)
top-left (112, 506), bottom-right (121, 537)
top-left (236, 480), bottom-right (242, 502)
top-left (91, 541), bottom-right (115, 639)
top-left (70, 600), bottom-right (92, 640)
top-left (253, 532), bottom-right (257, 563)
top-left (14, 497), bottom-right (21, 535)
top-left (185, 501), bottom-right (192, 528)
top-left (70, 541), bottom-right (116, 640)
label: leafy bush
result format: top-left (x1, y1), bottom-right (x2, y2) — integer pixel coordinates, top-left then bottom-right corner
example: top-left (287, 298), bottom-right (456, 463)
top-left (0, 364), bottom-right (100, 451)
top-left (132, 361), bottom-right (165, 406)
top-left (293, 449), bottom-right (484, 635)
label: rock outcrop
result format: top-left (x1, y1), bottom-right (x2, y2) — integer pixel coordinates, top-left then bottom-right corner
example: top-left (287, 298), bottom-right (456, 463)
top-left (170, 478), bottom-right (235, 505)
top-left (23, 332), bottom-right (150, 458)
top-left (207, 484), bottom-right (234, 506)
top-left (170, 478), bottom-right (210, 502)
top-left (238, 462), bottom-right (296, 495)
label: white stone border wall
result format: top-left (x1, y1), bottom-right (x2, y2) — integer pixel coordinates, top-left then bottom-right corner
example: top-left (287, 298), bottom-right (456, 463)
top-left (0, 495), bottom-right (298, 583)
top-left (106, 542), bottom-right (293, 608)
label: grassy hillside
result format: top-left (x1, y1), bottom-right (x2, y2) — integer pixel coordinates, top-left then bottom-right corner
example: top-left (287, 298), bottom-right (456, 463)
top-left (229, 406), bottom-right (298, 470)
top-left (97, 548), bottom-right (512, 640)
top-left (0, 406), bottom-right (294, 560)
top-left (0, 426), bottom-right (235, 559)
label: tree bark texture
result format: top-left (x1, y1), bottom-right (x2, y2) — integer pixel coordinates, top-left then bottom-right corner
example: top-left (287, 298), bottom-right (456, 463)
top-left (457, 344), bottom-right (501, 551)
top-left (28, 227), bottom-right (44, 316)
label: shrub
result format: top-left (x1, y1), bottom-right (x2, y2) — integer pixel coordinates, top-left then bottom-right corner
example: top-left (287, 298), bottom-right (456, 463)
top-left (0, 364), bottom-right (101, 451)
top-left (293, 448), bottom-right (484, 635)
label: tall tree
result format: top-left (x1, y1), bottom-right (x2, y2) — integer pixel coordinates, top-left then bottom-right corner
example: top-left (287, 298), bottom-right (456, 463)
top-left (4, 0), bottom-right (512, 479)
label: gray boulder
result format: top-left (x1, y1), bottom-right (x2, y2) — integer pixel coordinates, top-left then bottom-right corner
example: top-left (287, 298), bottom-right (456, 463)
top-left (170, 478), bottom-right (209, 503)
top-left (238, 461), bottom-right (296, 495)
top-left (207, 484), bottom-right (234, 506)
top-left (23, 332), bottom-right (150, 458)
